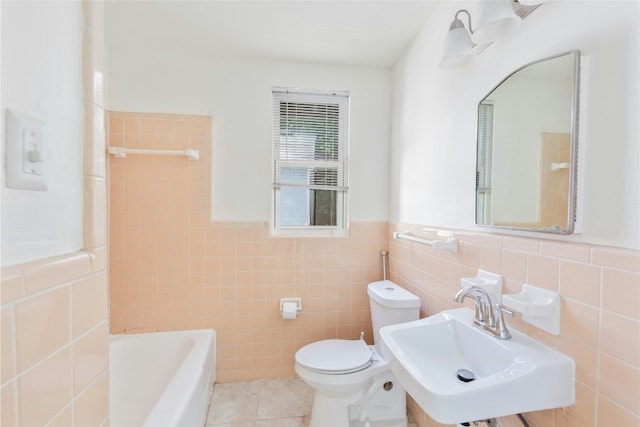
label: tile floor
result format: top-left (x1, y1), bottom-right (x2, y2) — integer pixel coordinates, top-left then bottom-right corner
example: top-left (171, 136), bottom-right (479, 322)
top-left (205, 378), bottom-right (418, 427)
top-left (205, 378), bottom-right (313, 427)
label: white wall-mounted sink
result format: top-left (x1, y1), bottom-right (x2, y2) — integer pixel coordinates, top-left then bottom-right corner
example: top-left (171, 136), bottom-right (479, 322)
top-left (379, 308), bottom-right (575, 424)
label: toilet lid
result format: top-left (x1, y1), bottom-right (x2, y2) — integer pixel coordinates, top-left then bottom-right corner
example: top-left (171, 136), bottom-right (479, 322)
top-left (295, 339), bottom-right (372, 374)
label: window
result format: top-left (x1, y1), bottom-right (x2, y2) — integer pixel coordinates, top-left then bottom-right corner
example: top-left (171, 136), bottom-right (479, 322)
top-left (476, 100), bottom-right (494, 224)
top-left (272, 87), bottom-right (349, 235)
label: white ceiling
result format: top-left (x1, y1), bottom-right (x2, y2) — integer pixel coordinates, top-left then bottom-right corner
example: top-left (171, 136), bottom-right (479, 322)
top-left (105, 1), bottom-right (439, 68)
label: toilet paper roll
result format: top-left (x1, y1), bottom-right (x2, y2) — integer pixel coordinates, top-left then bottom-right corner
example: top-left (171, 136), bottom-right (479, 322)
top-left (282, 302), bottom-right (298, 320)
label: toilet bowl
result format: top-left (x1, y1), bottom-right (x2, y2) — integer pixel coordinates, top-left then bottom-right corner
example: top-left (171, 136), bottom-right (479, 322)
top-left (295, 341), bottom-right (406, 427)
top-left (295, 280), bottom-right (421, 427)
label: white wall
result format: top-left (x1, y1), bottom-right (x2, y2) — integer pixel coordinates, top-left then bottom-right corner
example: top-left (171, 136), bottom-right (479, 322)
top-left (390, 0), bottom-right (639, 249)
top-left (108, 51), bottom-right (391, 223)
top-left (1, 1), bottom-right (84, 266)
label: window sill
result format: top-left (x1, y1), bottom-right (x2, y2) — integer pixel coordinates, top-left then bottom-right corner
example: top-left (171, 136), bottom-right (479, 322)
top-left (270, 226), bottom-right (348, 238)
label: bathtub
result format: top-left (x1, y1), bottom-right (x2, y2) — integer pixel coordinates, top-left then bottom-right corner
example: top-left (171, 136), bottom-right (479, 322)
top-left (109, 329), bottom-right (216, 427)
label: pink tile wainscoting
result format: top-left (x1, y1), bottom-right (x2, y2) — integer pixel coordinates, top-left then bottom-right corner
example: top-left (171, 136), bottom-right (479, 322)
top-left (389, 224), bottom-right (639, 427)
top-left (107, 111), bottom-right (638, 425)
top-left (107, 111), bottom-right (387, 382)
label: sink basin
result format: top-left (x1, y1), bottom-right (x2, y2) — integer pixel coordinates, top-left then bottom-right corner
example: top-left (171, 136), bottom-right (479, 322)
top-left (379, 308), bottom-right (574, 424)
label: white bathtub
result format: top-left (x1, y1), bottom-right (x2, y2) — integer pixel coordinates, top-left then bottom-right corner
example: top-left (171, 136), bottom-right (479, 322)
top-left (109, 329), bottom-right (216, 427)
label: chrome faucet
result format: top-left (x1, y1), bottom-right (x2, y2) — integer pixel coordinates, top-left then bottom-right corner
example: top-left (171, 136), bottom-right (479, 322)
top-left (454, 286), bottom-right (513, 340)
top-left (455, 286), bottom-right (495, 326)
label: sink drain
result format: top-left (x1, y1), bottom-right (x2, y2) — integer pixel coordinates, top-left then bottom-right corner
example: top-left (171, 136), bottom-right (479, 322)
top-left (456, 368), bottom-right (475, 383)
top-left (457, 369), bottom-right (476, 427)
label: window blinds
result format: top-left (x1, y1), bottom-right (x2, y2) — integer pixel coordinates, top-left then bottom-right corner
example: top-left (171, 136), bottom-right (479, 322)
top-left (476, 101), bottom-right (494, 192)
top-left (272, 88), bottom-right (349, 192)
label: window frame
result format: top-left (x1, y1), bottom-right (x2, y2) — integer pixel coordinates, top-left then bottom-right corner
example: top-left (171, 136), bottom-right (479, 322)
top-left (271, 87), bottom-right (350, 237)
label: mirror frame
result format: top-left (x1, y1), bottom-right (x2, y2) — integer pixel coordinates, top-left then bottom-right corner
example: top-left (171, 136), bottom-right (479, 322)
top-left (475, 50), bottom-right (581, 235)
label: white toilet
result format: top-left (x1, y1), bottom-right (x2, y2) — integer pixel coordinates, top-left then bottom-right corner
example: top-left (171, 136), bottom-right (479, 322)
top-left (295, 280), bottom-right (420, 427)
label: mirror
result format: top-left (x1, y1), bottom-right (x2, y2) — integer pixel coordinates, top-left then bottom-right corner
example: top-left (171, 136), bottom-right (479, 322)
top-left (475, 51), bottom-right (580, 234)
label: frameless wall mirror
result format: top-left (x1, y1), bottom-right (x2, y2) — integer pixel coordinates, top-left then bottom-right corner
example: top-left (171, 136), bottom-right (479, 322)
top-left (476, 50), bottom-right (580, 234)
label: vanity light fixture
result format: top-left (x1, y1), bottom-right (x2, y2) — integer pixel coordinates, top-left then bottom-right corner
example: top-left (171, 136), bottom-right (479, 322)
top-left (473, 0), bottom-right (522, 44)
top-left (439, 9), bottom-right (475, 69)
top-left (439, 0), bottom-right (539, 70)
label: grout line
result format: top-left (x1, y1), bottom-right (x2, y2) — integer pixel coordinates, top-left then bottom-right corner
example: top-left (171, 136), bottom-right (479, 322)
top-left (69, 282), bottom-right (76, 427)
top-left (594, 265), bottom-right (604, 425)
top-left (10, 304), bottom-right (20, 427)
top-left (2, 319), bottom-right (108, 389)
top-left (1, 268), bottom-right (105, 310)
top-left (43, 401), bottom-right (73, 427)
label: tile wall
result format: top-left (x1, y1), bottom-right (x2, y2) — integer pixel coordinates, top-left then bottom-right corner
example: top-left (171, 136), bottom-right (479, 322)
top-left (1, 253), bottom-right (109, 426)
top-left (388, 224), bottom-right (639, 427)
top-left (0, 2), bottom-right (109, 426)
top-left (106, 110), bottom-right (638, 425)
top-left (107, 111), bottom-right (387, 381)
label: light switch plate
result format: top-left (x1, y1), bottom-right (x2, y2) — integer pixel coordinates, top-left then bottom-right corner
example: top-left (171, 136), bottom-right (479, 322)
top-left (5, 109), bottom-right (48, 191)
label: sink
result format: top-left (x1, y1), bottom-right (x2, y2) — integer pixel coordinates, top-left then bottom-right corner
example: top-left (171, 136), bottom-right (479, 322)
top-left (379, 308), bottom-right (574, 424)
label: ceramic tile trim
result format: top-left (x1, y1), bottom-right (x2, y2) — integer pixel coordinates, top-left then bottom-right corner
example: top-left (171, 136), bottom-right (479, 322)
top-left (0, 267), bottom-right (24, 304)
top-left (18, 252), bottom-right (92, 295)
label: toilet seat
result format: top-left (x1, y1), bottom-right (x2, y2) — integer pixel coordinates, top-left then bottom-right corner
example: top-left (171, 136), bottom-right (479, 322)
top-left (295, 339), bottom-right (372, 374)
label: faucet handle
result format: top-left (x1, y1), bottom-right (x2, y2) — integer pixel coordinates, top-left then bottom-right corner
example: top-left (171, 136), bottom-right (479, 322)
top-left (496, 304), bottom-right (514, 317)
top-left (494, 304), bottom-right (513, 339)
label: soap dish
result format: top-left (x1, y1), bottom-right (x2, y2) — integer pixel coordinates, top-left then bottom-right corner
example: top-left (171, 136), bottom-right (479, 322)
top-left (460, 269), bottom-right (503, 305)
top-left (502, 284), bottom-right (561, 335)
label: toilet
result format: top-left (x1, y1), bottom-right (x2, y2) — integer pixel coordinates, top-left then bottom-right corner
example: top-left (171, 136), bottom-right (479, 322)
top-left (295, 280), bottom-right (420, 427)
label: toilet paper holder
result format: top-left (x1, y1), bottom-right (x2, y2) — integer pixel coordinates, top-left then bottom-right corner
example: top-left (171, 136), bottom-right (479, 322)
top-left (280, 298), bottom-right (302, 314)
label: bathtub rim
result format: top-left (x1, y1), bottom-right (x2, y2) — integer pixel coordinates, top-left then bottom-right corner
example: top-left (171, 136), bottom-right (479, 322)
top-left (109, 328), bottom-right (216, 427)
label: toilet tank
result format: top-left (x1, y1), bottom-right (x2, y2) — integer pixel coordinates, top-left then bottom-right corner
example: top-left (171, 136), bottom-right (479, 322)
top-left (367, 280), bottom-right (421, 346)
